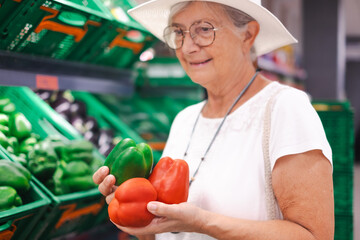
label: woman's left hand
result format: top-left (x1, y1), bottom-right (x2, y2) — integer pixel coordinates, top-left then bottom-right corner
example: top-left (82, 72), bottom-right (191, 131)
top-left (112, 201), bottom-right (207, 236)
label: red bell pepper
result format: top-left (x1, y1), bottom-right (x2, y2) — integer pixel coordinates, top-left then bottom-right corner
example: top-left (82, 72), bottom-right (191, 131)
top-left (108, 178), bottom-right (157, 227)
top-left (149, 156), bottom-right (189, 204)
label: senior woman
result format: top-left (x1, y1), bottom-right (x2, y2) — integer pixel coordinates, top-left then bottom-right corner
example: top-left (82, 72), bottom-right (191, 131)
top-left (93, 0), bottom-right (334, 239)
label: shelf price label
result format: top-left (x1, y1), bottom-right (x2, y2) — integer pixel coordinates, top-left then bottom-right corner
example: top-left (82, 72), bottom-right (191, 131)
top-left (36, 74), bottom-right (59, 90)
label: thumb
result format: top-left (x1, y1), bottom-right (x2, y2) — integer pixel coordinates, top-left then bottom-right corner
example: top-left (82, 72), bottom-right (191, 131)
top-left (147, 201), bottom-right (178, 218)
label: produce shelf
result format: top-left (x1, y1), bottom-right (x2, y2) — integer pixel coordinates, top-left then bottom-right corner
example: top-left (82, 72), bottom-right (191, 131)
top-left (72, 91), bottom-right (163, 162)
top-left (0, 86), bottom-right (108, 239)
top-left (0, 151), bottom-right (51, 240)
top-left (0, 50), bottom-right (134, 95)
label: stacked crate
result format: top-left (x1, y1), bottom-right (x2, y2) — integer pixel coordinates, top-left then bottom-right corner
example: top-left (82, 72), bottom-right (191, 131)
top-left (66, 0), bottom-right (156, 69)
top-left (312, 101), bottom-right (354, 240)
top-left (0, 0), bottom-right (113, 60)
top-left (0, 0), bottom-right (155, 69)
top-left (0, 86), bottom-right (107, 240)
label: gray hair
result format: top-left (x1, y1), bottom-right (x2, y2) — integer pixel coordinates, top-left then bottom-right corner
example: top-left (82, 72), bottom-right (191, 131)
top-left (168, 1), bottom-right (257, 60)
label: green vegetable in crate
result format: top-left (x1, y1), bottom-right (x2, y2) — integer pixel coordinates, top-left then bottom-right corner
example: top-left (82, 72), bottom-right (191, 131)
top-left (0, 98), bottom-right (16, 114)
top-left (90, 155), bottom-right (103, 173)
top-left (19, 136), bottom-right (38, 155)
top-left (8, 136), bottom-right (19, 153)
top-left (61, 160), bottom-right (92, 178)
top-left (49, 160), bottom-right (96, 195)
top-left (0, 131), bottom-right (8, 148)
top-left (0, 186), bottom-right (22, 212)
top-left (6, 145), bottom-right (15, 154)
top-left (27, 141), bottom-right (58, 181)
top-left (10, 153), bottom-right (27, 166)
top-left (104, 138), bottom-right (153, 186)
top-left (0, 114), bottom-right (9, 126)
top-left (0, 124), bottom-right (9, 135)
top-left (61, 175), bottom-right (96, 193)
top-left (9, 112), bottom-right (32, 140)
top-left (60, 140), bottom-right (94, 163)
top-left (0, 160), bottom-right (31, 192)
top-left (65, 139), bottom-right (93, 152)
top-left (65, 151), bottom-right (94, 163)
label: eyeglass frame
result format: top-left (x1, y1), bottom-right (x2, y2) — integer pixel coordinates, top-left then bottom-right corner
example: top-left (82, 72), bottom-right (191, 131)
top-left (163, 21), bottom-right (220, 50)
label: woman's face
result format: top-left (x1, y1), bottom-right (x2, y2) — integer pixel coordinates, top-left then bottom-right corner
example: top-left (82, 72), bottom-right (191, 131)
top-left (171, 2), bottom-right (248, 88)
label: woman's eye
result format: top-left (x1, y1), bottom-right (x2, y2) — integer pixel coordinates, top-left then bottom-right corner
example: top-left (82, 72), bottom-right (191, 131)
top-left (201, 27), bottom-right (211, 32)
top-left (173, 29), bottom-right (183, 36)
top-left (196, 27), bottom-right (212, 35)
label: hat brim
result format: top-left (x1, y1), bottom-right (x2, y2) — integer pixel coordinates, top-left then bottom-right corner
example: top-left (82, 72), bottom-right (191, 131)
top-left (128, 0), bottom-right (297, 56)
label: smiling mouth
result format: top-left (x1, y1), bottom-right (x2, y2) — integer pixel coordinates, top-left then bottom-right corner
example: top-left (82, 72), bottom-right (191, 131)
top-left (190, 59), bottom-right (212, 65)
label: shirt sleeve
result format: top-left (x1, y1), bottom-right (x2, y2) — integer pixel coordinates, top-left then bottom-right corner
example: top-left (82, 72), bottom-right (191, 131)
top-left (269, 88), bottom-right (332, 170)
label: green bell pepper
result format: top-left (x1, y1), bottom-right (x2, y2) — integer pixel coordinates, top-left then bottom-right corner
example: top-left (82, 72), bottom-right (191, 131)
top-left (0, 98), bottom-right (16, 114)
top-left (0, 114), bottom-right (9, 126)
top-left (60, 160), bottom-right (91, 178)
top-left (64, 139), bottom-right (94, 153)
top-left (0, 186), bottom-right (22, 212)
top-left (59, 160), bottom-right (95, 193)
top-left (0, 160), bottom-right (31, 192)
top-left (6, 145), bottom-right (14, 154)
top-left (104, 138), bottom-right (153, 186)
top-left (48, 166), bottom-right (69, 195)
top-left (19, 136), bottom-right (38, 155)
top-left (27, 141), bottom-right (58, 181)
top-left (0, 124), bottom-right (9, 135)
top-left (9, 113), bottom-right (32, 140)
top-left (64, 151), bottom-right (93, 163)
top-left (49, 160), bottom-right (96, 195)
top-left (8, 136), bottom-right (19, 154)
top-left (11, 153), bottom-right (27, 166)
top-left (58, 139), bottom-right (94, 163)
top-left (61, 175), bottom-right (96, 193)
top-left (0, 131), bottom-right (8, 148)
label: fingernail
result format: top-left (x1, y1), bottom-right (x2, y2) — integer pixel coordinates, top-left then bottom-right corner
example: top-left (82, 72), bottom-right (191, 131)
top-left (105, 175), bottom-right (114, 186)
top-left (101, 166), bottom-right (108, 174)
top-left (147, 202), bottom-right (157, 212)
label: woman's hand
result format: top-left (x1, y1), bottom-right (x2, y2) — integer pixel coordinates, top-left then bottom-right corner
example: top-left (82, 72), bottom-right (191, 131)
top-left (113, 201), bottom-right (207, 236)
top-left (92, 166), bottom-right (117, 204)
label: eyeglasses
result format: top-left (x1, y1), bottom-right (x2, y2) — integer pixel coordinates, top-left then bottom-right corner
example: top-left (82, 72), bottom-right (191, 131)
top-left (163, 21), bottom-right (219, 50)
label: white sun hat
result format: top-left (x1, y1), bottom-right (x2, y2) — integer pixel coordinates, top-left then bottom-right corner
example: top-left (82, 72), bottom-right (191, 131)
top-left (128, 0), bottom-right (297, 56)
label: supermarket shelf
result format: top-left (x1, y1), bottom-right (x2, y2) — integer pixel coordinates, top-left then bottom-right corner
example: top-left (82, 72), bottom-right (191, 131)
top-left (0, 50), bottom-right (134, 95)
top-left (258, 57), bottom-right (306, 80)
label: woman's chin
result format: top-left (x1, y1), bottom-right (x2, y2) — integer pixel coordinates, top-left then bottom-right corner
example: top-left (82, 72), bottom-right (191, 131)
top-left (188, 74), bottom-right (214, 87)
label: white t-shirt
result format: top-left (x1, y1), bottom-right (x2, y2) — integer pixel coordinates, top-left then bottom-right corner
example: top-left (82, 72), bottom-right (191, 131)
top-left (156, 82), bottom-right (332, 240)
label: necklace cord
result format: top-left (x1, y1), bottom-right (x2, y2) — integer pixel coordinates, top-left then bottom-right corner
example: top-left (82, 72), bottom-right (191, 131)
top-left (185, 70), bottom-right (260, 186)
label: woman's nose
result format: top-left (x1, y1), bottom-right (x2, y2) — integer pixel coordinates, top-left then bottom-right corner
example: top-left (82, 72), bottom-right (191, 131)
top-left (181, 33), bottom-right (201, 54)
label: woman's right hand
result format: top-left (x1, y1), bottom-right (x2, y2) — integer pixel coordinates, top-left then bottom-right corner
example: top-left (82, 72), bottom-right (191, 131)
top-left (92, 166), bottom-right (117, 204)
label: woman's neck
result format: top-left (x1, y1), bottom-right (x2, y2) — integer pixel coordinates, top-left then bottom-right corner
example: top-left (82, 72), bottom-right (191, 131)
top-left (202, 73), bottom-right (271, 118)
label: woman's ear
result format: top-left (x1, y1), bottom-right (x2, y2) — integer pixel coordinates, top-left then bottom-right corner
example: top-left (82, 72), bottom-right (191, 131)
top-left (242, 21), bottom-right (260, 53)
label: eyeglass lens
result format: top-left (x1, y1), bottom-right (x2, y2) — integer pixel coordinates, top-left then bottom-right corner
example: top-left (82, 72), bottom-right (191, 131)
top-left (164, 21), bottom-right (216, 49)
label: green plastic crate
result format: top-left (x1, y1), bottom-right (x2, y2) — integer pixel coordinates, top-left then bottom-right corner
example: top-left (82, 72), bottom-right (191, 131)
top-left (334, 214), bottom-right (353, 240)
top-left (71, 91), bottom-right (162, 163)
top-left (143, 97), bottom-right (200, 125)
top-left (0, 0), bottom-right (112, 60)
top-left (333, 170), bottom-right (353, 215)
top-left (67, 2), bottom-right (156, 69)
top-left (0, 0), bottom-right (26, 31)
top-left (0, 86), bottom-right (81, 140)
top-left (0, 86), bottom-right (108, 239)
top-left (0, 153), bottom-right (51, 240)
top-left (312, 101), bottom-right (354, 172)
top-left (136, 57), bottom-right (199, 87)
top-left (95, 94), bottom-right (170, 145)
